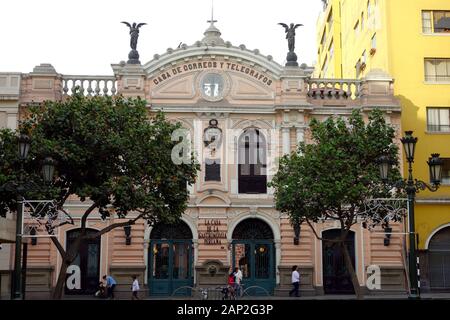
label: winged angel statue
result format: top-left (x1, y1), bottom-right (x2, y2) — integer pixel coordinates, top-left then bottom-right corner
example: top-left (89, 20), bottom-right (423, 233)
top-left (278, 23), bottom-right (303, 52)
top-left (121, 21), bottom-right (147, 50)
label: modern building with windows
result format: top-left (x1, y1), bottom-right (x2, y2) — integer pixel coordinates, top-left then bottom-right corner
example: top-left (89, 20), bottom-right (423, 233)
top-left (316, 0), bottom-right (450, 292)
top-left (0, 20), bottom-right (408, 298)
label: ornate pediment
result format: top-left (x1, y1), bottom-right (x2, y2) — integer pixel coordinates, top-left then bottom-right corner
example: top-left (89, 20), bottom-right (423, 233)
top-left (149, 57), bottom-right (276, 104)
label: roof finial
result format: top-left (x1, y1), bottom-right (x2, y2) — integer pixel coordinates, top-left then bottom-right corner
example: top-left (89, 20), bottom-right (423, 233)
top-left (207, 0), bottom-right (217, 26)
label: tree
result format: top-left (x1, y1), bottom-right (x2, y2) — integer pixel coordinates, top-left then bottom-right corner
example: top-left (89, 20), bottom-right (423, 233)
top-left (269, 109), bottom-right (403, 299)
top-left (0, 92), bottom-right (199, 299)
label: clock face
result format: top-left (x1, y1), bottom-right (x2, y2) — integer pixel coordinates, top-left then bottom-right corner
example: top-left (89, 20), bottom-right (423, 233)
top-left (200, 73), bottom-right (225, 101)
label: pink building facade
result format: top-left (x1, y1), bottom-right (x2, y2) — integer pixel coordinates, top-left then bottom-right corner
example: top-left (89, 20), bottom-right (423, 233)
top-left (0, 23), bottom-right (407, 298)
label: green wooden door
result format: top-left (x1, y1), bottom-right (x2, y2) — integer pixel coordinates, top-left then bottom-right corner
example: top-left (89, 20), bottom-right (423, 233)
top-left (232, 240), bottom-right (275, 295)
top-left (149, 240), bottom-right (193, 296)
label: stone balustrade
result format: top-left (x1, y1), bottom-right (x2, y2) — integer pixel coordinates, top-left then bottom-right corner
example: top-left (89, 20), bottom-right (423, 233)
top-left (62, 75), bottom-right (117, 96)
top-left (306, 78), bottom-right (362, 100)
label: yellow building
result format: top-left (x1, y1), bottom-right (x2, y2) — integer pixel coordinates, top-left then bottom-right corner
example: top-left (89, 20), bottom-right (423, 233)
top-left (316, 0), bottom-right (450, 291)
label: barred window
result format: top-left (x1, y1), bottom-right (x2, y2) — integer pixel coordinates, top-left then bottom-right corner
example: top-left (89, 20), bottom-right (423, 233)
top-left (427, 107), bottom-right (450, 132)
top-left (424, 59), bottom-right (450, 82)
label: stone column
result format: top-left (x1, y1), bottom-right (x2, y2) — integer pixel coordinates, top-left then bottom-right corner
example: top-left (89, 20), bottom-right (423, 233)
top-left (275, 240), bottom-right (281, 284)
top-left (282, 127), bottom-right (290, 155)
top-left (296, 127), bottom-right (304, 145)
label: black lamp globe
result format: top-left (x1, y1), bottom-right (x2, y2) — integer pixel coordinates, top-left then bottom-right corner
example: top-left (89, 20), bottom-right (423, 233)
top-left (400, 131), bottom-right (418, 163)
top-left (428, 153), bottom-right (443, 185)
top-left (18, 134), bottom-right (31, 160)
top-left (41, 157), bottom-right (56, 183)
top-left (377, 155), bottom-right (391, 181)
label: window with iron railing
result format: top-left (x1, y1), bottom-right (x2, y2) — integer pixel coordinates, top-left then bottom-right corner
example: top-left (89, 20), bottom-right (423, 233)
top-left (424, 58), bottom-right (450, 82)
top-left (427, 107), bottom-right (450, 132)
top-left (238, 129), bottom-right (267, 194)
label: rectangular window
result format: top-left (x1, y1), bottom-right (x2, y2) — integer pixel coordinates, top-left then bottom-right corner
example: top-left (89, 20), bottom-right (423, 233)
top-left (329, 39), bottom-right (334, 59)
top-left (427, 107), bottom-right (450, 132)
top-left (354, 20), bottom-right (360, 37)
top-left (367, 0), bottom-right (372, 18)
top-left (422, 10), bottom-right (450, 33)
top-left (441, 159), bottom-right (450, 185)
top-left (356, 59), bottom-right (362, 78)
top-left (320, 30), bottom-right (327, 47)
top-left (205, 159), bottom-right (221, 181)
top-left (327, 9), bottom-right (333, 31)
top-left (422, 11), bottom-right (433, 33)
top-left (361, 13), bottom-right (365, 30)
top-left (433, 11), bottom-right (450, 33)
top-left (371, 33), bottom-right (377, 49)
top-left (425, 58), bottom-right (450, 82)
top-left (322, 55), bottom-right (329, 75)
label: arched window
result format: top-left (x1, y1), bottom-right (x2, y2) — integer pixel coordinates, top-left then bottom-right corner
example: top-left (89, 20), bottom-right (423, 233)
top-left (238, 128), bottom-right (267, 193)
top-left (232, 218), bottom-right (274, 240)
top-left (150, 221), bottom-right (193, 240)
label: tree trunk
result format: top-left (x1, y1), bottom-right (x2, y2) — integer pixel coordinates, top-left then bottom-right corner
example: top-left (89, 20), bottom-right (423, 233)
top-left (51, 239), bottom-right (81, 300)
top-left (52, 259), bottom-right (69, 300)
top-left (341, 241), bottom-right (363, 300)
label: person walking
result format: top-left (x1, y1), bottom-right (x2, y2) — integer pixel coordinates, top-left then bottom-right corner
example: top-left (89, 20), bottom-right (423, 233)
top-left (131, 275), bottom-right (140, 300)
top-left (233, 267), bottom-right (243, 298)
top-left (289, 265), bottom-right (300, 297)
top-left (103, 274), bottom-right (117, 299)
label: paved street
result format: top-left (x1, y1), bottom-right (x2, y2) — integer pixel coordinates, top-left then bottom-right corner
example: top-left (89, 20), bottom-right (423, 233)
top-left (54, 292), bottom-right (450, 300)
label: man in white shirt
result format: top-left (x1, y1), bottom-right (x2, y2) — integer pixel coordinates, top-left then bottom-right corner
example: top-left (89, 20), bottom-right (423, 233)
top-left (234, 267), bottom-right (243, 298)
top-left (289, 265), bottom-right (300, 297)
top-left (131, 275), bottom-right (140, 300)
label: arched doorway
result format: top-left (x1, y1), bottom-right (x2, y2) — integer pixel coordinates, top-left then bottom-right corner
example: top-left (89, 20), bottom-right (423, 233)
top-left (231, 218), bottom-right (275, 295)
top-left (64, 228), bottom-right (101, 295)
top-left (428, 226), bottom-right (450, 290)
top-left (149, 221), bottom-right (193, 296)
top-left (238, 129), bottom-right (267, 194)
top-left (322, 229), bottom-right (356, 294)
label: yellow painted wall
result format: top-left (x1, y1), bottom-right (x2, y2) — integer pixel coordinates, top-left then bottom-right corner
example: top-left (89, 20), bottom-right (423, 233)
top-left (315, 0), bottom-right (343, 78)
top-left (315, 0), bottom-right (450, 249)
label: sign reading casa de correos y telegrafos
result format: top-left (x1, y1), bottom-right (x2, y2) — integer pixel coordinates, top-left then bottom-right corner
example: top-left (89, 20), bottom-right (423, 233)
top-left (152, 60), bottom-right (273, 86)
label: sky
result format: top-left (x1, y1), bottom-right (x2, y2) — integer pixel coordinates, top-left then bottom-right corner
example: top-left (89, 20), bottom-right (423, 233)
top-left (0, 0), bottom-right (323, 75)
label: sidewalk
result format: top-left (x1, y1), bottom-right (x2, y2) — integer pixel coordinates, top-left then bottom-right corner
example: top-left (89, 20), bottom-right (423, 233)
top-left (58, 292), bottom-right (450, 300)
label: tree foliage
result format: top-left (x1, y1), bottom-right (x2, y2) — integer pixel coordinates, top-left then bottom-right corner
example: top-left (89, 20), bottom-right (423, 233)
top-left (0, 92), bottom-right (199, 298)
top-left (270, 109), bottom-right (403, 298)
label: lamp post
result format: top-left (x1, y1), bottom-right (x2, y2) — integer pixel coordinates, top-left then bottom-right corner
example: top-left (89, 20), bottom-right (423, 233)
top-left (10, 135), bottom-right (56, 300)
top-left (12, 134), bottom-right (31, 300)
top-left (378, 131), bottom-right (443, 300)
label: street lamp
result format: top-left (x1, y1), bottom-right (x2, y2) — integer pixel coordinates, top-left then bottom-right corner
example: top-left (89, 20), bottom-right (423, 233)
top-left (12, 134), bottom-right (31, 300)
top-left (11, 134), bottom-right (56, 300)
top-left (18, 134), bottom-right (31, 161)
top-left (41, 157), bottom-right (57, 183)
top-left (377, 131), bottom-right (443, 299)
